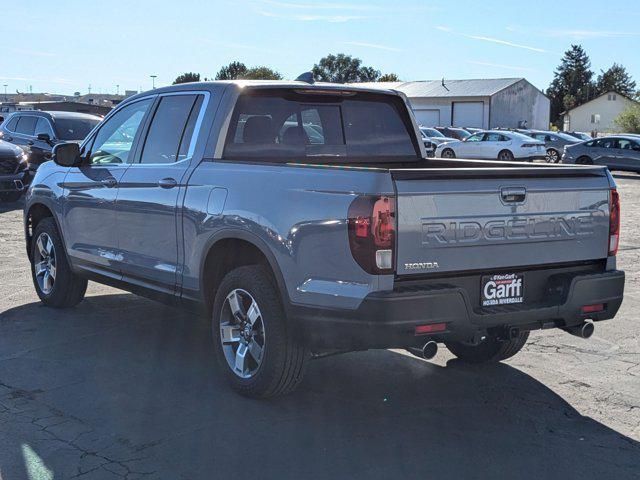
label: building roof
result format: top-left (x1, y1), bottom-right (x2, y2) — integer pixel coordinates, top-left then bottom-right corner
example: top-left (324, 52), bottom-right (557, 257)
top-left (354, 78), bottom-right (525, 98)
top-left (562, 90), bottom-right (640, 115)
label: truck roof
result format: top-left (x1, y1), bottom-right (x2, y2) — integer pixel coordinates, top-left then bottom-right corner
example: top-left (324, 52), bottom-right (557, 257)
top-left (124, 79), bottom-right (403, 105)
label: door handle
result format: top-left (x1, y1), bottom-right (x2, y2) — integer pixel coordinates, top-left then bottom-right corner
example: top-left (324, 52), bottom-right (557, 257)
top-left (27, 140), bottom-right (34, 146)
top-left (500, 187), bottom-right (526, 203)
top-left (158, 177), bottom-right (177, 189)
top-left (100, 178), bottom-right (117, 188)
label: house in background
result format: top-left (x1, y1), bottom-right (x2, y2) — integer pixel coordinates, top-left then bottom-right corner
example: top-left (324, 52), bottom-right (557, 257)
top-left (356, 78), bottom-right (550, 130)
top-left (562, 91), bottom-right (639, 134)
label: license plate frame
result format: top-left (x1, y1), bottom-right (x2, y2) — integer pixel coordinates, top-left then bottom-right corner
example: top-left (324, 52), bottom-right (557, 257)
top-left (480, 273), bottom-right (524, 307)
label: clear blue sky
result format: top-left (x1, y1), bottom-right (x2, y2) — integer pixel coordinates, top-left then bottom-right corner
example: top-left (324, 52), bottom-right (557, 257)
top-left (4, 0), bottom-right (640, 95)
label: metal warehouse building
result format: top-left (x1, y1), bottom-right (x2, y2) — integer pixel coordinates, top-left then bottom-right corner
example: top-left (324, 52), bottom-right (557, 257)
top-left (358, 78), bottom-right (550, 130)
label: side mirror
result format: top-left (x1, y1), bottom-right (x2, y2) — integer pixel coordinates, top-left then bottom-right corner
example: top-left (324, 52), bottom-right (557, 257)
top-left (52, 142), bottom-right (82, 167)
top-left (37, 133), bottom-right (52, 143)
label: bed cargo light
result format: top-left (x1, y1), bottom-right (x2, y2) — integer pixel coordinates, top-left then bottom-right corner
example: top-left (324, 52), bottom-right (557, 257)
top-left (348, 196), bottom-right (396, 274)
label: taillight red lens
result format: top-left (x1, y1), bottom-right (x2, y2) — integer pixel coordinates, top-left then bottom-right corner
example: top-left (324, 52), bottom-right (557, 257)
top-left (609, 188), bottom-right (620, 256)
top-left (348, 195), bottom-right (396, 274)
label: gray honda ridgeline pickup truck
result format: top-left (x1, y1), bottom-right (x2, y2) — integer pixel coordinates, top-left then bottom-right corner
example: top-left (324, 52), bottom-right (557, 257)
top-left (24, 79), bottom-right (624, 398)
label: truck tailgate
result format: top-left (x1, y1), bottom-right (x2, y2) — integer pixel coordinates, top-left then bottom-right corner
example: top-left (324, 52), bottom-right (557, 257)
top-left (392, 167), bottom-right (611, 276)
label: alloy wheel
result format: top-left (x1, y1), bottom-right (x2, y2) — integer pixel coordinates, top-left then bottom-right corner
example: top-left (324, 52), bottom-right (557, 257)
top-left (546, 149), bottom-right (559, 163)
top-left (34, 233), bottom-right (56, 295)
top-left (219, 288), bottom-right (266, 379)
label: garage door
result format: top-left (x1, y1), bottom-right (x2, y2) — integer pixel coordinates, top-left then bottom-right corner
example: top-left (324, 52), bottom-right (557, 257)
top-left (413, 109), bottom-right (440, 127)
top-left (452, 102), bottom-right (484, 128)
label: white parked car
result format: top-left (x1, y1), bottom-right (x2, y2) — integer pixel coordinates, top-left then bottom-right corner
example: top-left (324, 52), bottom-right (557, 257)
top-left (419, 127), bottom-right (457, 145)
top-left (435, 130), bottom-right (546, 162)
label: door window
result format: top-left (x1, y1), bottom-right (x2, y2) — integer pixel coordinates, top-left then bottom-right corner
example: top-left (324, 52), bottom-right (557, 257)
top-left (15, 116), bottom-right (38, 136)
top-left (35, 118), bottom-right (55, 138)
top-left (484, 133), bottom-right (502, 142)
top-left (617, 139), bottom-right (635, 150)
top-left (465, 133), bottom-right (483, 142)
top-left (139, 95), bottom-right (199, 164)
top-left (89, 99), bottom-right (153, 165)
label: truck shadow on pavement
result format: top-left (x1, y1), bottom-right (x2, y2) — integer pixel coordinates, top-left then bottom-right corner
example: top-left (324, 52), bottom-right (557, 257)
top-left (0, 293), bottom-right (638, 479)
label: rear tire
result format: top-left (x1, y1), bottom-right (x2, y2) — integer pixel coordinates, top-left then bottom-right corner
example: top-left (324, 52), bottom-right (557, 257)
top-left (212, 265), bottom-right (309, 398)
top-left (445, 331), bottom-right (529, 364)
top-left (546, 148), bottom-right (560, 163)
top-left (441, 148), bottom-right (456, 159)
top-left (498, 150), bottom-right (515, 162)
top-left (576, 156), bottom-right (593, 165)
top-left (30, 217), bottom-right (87, 308)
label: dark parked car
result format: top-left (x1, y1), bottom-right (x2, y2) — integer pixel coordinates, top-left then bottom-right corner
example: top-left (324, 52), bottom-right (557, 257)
top-left (0, 111), bottom-right (101, 172)
top-left (562, 135), bottom-right (640, 172)
top-left (562, 131), bottom-right (592, 141)
top-left (527, 130), bottom-right (581, 163)
top-left (434, 126), bottom-right (471, 140)
top-left (0, 140), bottom-right (29, 202)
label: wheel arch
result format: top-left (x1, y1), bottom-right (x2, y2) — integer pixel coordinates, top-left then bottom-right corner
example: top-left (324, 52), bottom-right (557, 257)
top-left (199, 229), bottom-right (289, 314)
top-left (25, 202), bottom-right (63, 260)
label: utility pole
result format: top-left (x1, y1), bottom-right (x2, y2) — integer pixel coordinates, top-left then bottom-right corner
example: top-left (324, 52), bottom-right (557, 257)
top-left (150, 75), bottom-right (157, 89)
top-left (88, 84), bottom-right (92, 94)
top-left (3, 85), bottom-right (7, 102)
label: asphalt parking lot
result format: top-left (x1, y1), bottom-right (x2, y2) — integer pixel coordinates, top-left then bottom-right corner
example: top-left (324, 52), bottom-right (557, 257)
top-left (0, 175), bottom-right (639, 480)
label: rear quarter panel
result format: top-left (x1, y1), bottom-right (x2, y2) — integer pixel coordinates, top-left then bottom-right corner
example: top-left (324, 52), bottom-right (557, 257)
top-left (182, 162), bottom-right (395, 309)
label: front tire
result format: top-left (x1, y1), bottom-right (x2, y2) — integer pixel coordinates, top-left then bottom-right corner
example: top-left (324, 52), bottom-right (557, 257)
top-left (212, 265), bottom-right (308, 398)
top-left (576, 156), bottom-right (593, 165)
top-left (441, 148), bottom-right (456, 159)
top-left (30, 217), bottom-right (87, 308)
top-left (445, 331), bottom-right (529, 364)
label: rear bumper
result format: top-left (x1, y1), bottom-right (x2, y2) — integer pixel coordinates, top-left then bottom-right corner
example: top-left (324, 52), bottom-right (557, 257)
top-left (0, 170), bottom-right (29, 193)
top-left (292, 269), bottom-right (624, 350)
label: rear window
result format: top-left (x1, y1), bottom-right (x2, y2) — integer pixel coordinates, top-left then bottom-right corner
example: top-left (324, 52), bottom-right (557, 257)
top-left (223, 89), bottom-right (419, 163)
top-left (54, 117), bottom-right (100, 140)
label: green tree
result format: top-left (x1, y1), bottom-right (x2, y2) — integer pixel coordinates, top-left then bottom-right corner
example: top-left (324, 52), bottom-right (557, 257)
top-left (378, 73), bottom-right (401, 82)
top-left (546, 45), bottom-right (595, 126)
top-left (215, 61), bottom-right (249, 80)
top-left (215, 62), bottom-right (282, 80)
top-left (614, 104), bottom-right (640, 133)
top-left (243, 66), bottom-right (282, 80)
top-left (311, 53), bottom-right (381, 83)
top-left (173, 72), bottom-right (201, 84)
top-left (596, 63), bottom-right (637, 97)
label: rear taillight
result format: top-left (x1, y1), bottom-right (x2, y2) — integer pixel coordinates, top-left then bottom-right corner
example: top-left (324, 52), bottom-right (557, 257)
top-left (348, 195), bottom-right (396, 274)
top-left (609, 188), bottom-right (620, 256)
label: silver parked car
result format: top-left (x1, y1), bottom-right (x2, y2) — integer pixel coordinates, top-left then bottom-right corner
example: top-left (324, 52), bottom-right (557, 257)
top-left (562, 135), bottom-right (640, 172)
top-left (527, 130), bottom-right (581, 163)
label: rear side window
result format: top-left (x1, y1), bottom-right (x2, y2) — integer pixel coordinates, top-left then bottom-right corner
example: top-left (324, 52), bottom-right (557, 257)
top-left (5, 115), bottom-right (19, 131)
top-left (224, 90), bottom-right (418, 163)
top-left (54, 118), bottom-right (100, 140)
top-left (16, 116), bottom-right (38, 135)
top-left (139, 94), bottom-right (200, 164)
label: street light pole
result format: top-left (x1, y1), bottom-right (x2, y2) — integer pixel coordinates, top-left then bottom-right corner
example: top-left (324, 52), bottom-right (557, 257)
top-left (116, 84), bottom-right (120, 95)
top-left (3, 84), bottom-right (7, 102)
top-left (150, 75), bottom-right (157, 89)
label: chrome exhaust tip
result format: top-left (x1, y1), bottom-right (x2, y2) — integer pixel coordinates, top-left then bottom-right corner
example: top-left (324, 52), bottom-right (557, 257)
top-left (563, 322), bottom-right (594, 339)
top-left (421, 341), bottom-right (438, 360)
